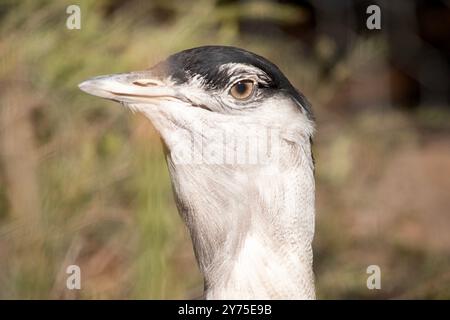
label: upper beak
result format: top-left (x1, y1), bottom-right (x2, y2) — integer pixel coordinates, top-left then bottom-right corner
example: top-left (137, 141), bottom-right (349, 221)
top-left (78, 72), bottom-right (178, 104)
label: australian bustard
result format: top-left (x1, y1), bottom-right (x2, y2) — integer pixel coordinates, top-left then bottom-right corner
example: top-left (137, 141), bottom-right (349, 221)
top-left (79, 46), bottom-right (316, 299)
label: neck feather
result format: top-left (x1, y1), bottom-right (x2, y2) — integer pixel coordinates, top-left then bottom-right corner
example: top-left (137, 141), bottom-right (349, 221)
top-left (167, 137), bottom-right (315, 299)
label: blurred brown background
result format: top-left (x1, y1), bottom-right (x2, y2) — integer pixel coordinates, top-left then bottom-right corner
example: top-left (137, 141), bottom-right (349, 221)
top-left (0, 0), bottom-right (449, 299)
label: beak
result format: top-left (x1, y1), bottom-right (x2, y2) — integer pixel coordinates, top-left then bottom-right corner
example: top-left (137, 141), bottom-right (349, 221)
top-left (78, 72), bottom-right (179, 104)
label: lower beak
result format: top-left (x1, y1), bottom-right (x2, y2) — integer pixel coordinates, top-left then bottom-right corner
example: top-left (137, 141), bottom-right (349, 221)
top-left (78, 72), bottom-right (178, 104)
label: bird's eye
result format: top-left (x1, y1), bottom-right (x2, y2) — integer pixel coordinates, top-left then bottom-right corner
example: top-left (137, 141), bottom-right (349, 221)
top-left (230, 80), bottom-right (255, 100)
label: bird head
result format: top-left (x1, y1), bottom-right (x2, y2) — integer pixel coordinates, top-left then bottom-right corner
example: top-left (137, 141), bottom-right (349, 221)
top-left (79, 46), bottom-right (314, 166)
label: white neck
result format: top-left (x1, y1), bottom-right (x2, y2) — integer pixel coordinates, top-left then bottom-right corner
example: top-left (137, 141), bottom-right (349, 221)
top-left (166, 137), bottom-right (316, 299)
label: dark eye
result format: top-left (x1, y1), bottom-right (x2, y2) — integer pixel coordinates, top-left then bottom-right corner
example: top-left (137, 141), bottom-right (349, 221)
top-left (230, 80), bottom-right (255, 100)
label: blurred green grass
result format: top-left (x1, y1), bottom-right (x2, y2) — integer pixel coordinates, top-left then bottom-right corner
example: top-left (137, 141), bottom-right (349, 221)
top-left (0, 0), bottom-right (449, 299)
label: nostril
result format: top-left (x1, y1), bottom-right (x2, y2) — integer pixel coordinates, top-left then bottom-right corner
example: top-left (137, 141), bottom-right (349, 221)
top-left (132, 79), bottom-right (159, 87)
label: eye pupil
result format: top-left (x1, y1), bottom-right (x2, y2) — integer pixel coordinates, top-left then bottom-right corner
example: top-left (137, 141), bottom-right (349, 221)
top-left (230, 80), bottom-right (255, 100)
top-left (236, 82), bottom-right (246, 94)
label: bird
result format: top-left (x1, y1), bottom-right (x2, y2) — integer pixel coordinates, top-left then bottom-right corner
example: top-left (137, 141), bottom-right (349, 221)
top-left (79, 46), bottom-right (316, 299)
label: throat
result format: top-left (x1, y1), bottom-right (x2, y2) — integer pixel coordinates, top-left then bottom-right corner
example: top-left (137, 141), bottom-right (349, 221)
top-left (166, 138), bottom-right (316, 299)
